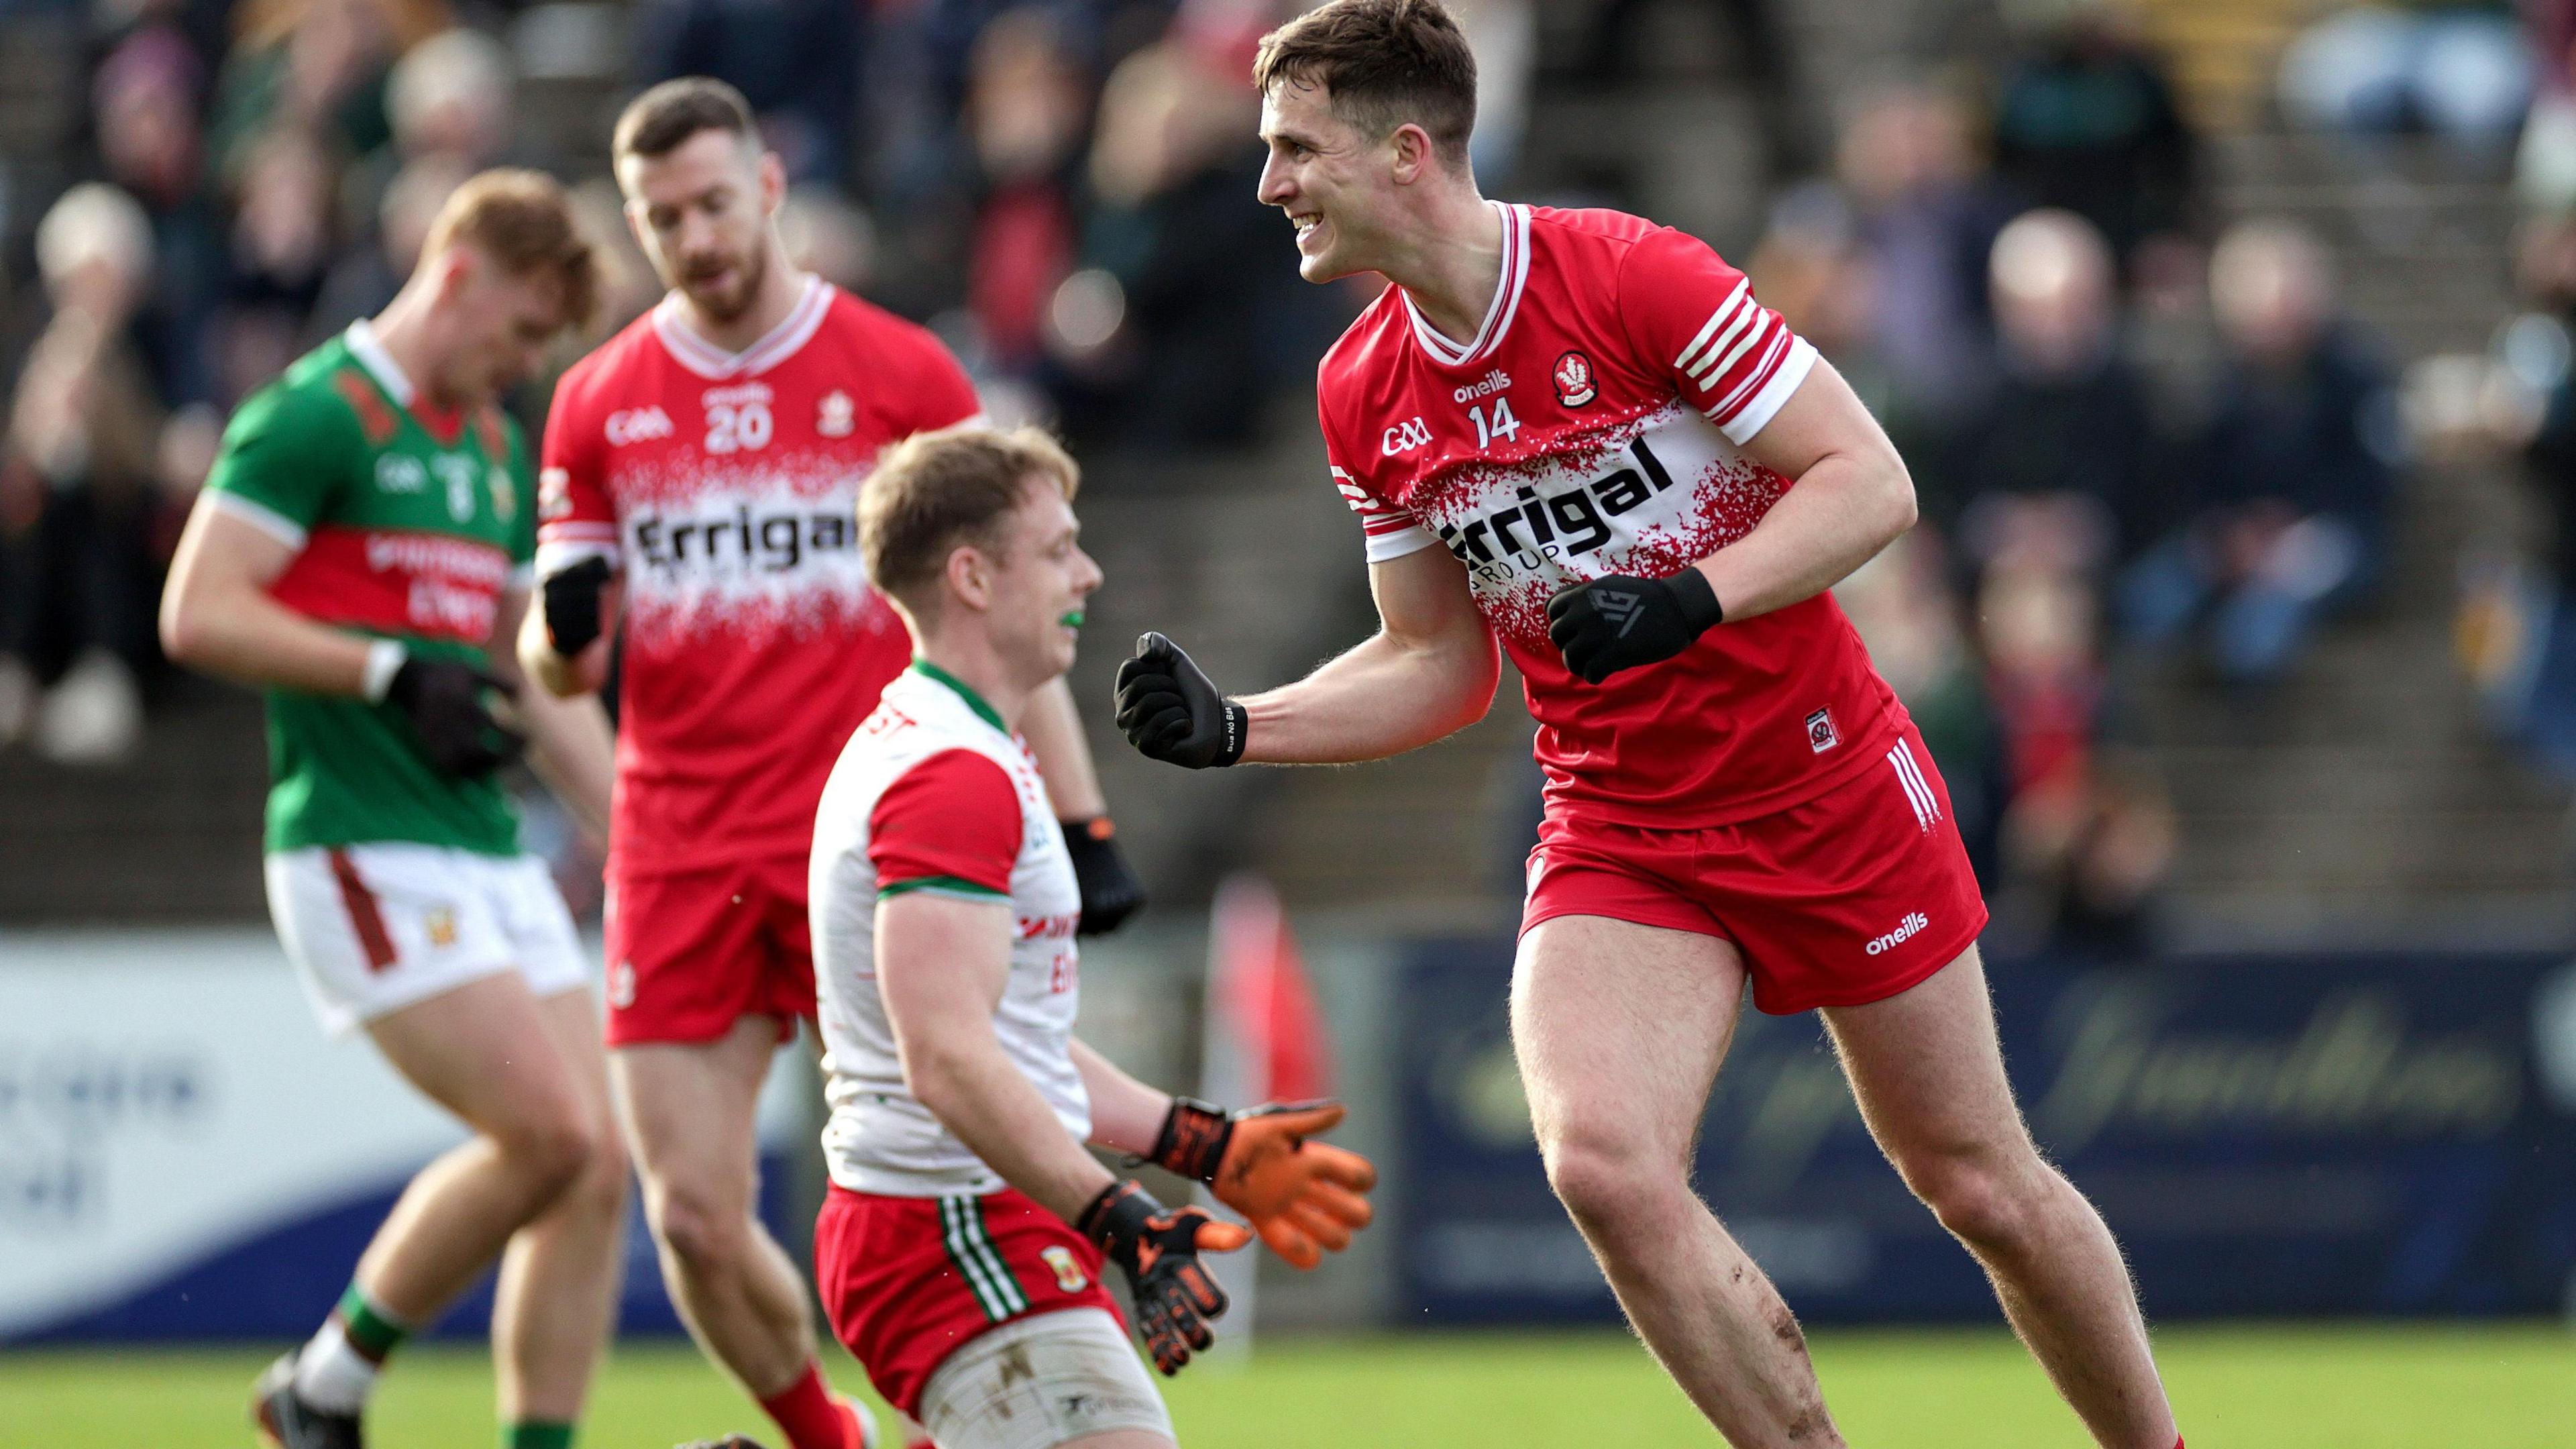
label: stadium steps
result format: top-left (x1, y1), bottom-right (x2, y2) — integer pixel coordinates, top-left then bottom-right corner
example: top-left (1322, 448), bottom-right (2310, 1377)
top-left (2130, 131), bottom-right (2576, 936)
top-left (0, 685), bottom-right (270, 923)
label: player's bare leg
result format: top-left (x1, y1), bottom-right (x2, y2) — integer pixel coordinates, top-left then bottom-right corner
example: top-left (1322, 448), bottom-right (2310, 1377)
top-left (1822, 947), bottom-right (2178, 1449)
top-left (490, 987), bottom-right (631, 1427)
top-left (614, 1016), bottom-right (822, 1397)
top-left (358, 972), bottom-right (606, 1319)
top-left (1511, 914), bottom-right (1841, 1449)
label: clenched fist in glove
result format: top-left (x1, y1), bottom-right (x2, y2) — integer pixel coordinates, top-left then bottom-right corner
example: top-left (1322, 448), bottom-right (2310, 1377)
top-left (1545, 568), bottom-right (1723, 684)
top-left (1114, 633), bottom-right (1246, 769)
top-left (1078, 1180), bottom-right (1252, 1375)
top-left (1149, 1097), bottom-right (1378, 1270)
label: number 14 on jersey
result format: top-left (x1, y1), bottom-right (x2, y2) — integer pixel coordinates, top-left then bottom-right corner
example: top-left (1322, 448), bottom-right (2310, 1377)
top-left (1468, 397), bottom-right (1522, 449)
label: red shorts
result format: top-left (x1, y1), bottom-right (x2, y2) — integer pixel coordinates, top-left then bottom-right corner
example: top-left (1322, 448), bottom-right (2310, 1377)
top-left (1523, 725), bottom-right (1988, 1015)
top-left (814, 1184), bottom-right (1125, 1418)
top-left (603, 852), bottom-right (816, 1046)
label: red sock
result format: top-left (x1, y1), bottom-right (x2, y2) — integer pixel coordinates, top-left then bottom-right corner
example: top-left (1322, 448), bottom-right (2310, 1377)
top-left (758, 1362), bottom-right (853, 1449)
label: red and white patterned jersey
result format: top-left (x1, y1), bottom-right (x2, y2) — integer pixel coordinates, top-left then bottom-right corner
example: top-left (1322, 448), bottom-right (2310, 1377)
top-left (537, 278), bottom-right (981, 873)
top-left (1320, 204), bottom-right (1904, 826)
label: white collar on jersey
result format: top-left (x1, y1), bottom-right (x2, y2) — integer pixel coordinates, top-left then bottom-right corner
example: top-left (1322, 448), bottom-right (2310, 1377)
top-left (1401, 201), bottom-right (1532, 369)
top-left (343, 319), bottom-right (416, 407)
top-left (653, 274), bottom-right (832, 380)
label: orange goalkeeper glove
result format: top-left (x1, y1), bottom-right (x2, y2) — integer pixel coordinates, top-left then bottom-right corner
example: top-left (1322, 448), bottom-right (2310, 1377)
top-left (1148, 1097), bottom-right (1378, 1270)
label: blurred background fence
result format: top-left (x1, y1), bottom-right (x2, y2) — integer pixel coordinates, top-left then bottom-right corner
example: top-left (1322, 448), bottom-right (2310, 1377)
top-left (7, 0), bottom-right (2576, 1341)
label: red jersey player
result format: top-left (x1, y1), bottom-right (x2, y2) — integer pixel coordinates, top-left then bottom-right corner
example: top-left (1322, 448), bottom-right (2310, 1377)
top-left (1116, 6), bottom-right (2184, 1449)
top-left (517, 80), bottom-right (1138, 1449)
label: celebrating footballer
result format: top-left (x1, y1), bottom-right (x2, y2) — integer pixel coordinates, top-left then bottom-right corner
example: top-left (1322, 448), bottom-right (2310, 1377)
top-left (1114, 4), bottom-right (2188, 1448)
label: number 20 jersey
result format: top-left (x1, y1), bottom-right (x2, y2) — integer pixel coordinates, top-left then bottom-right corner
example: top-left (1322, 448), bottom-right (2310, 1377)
top-left (537, 278), bottom-right (982, 874)
top-left (1318, 203), bottom-right (1905, 828)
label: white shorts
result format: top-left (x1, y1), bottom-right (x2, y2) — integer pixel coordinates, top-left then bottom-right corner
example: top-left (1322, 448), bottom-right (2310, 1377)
top-left (265, 843), bottom-right (590, 1037)
top-left (916, 1307), bottom-right (1173, 1449)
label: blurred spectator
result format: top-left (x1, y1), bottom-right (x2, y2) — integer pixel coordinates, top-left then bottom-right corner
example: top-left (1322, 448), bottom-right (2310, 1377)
top-left (0, 184), bottom-right (171, 763)
top-left (382, 24), bottom-right (512, 169)
top-left (961, 7), bottom-right (1091, 376)
top-left (1990, 0), bottom-right (2195, 267)
top-left (1835, 80), bottom-right (2020, 425)
top-left (2120, 221), bottom-right (2400, 685)
top-left (209, 0), bottom-right (442, 175)
top-left (632, 0), bottom-right (865, 182)
top-left (1053, 36), bottom-right (1283, 449)
top-left (2464, 211), bottom-right (2576, 772)
top-left (2279, 2), bottom-right (2535, 151)
top-left (93, 25), bottom-right (227, 407)
top-left (1947, 208), bottom-right (2163, 565)
top-left (215, 126), bottom-right (336, 402)
top-left (307, 151), bottom-right (467, 339)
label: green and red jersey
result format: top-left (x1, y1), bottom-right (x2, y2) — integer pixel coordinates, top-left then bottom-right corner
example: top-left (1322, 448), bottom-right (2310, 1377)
top-left (204, 321), bottom-right (536, 855)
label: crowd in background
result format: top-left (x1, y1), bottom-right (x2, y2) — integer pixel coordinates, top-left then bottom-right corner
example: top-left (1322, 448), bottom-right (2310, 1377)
top-left (5, 0), bottom-right (2573, 951)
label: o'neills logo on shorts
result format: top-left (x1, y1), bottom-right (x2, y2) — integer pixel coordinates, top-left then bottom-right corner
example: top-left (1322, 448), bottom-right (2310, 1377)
top-left (1866, 912), bottom-right (1929, 956)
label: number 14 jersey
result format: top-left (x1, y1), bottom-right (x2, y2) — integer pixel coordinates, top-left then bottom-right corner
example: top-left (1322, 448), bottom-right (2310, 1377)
top-left (1318, 203), bottom-right (1905, 828)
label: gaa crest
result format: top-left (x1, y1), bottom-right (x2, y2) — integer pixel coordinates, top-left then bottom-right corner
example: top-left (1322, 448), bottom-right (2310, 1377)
top-left (818, 390), bottom-right (856, 438)
top-left (1553, 350), bottom-right (1597, 407)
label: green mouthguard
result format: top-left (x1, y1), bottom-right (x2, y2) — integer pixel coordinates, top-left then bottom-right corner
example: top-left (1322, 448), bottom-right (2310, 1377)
top-left (1060, 610), bottom-right (1086, 629)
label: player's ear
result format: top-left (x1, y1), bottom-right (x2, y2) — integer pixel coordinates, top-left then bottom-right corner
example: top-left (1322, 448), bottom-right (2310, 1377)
top-left (431, 244), bottom-right (476, 303)
top-left (945, 544), bottom-right (992, 612)
top-left (1388, 123), bottom-right (1435, 186)
top-left (759, 148), bottom-right (788, 217)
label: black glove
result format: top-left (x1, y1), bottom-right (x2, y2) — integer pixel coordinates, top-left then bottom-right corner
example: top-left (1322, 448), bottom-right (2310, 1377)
top-left (542, 557), bottom-right (612, 655)
top-left (386, 657), bottom-right (524, 778)
top-left (1114, 632), bottom-right (1246, 769)
top-left (1545, 570), bottom-right (1723, 684)
top-left (1061, 816), bottom-right (1146, 934)
top-left (1077, 1180), bottom-right (1252, 1375)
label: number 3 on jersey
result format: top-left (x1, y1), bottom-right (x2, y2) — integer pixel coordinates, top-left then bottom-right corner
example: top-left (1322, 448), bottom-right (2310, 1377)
top-left (1469, 396), bottom-right (1521, 449)
top-left (705, 400), bottom-right (772, 454)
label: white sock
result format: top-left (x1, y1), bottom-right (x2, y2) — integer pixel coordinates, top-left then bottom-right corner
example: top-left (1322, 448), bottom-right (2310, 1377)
top-left (291, 1320), bottom-right (381, 1414)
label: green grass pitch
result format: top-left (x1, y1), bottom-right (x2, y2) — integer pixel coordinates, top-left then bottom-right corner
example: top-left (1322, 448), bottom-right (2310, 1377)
top-left (3, 1324), bottom-right (2569, 1447)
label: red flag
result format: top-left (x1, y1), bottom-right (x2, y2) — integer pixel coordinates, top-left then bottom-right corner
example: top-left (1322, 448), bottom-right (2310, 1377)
top-left (1208, 874), bottom-right (1332, 1103)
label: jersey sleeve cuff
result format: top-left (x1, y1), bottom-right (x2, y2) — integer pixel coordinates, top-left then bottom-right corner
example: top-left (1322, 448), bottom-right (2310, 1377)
top-left (878, 874), bottom-right (1011, 902)
top-left (535, 537), bottom-right (621, 579)
top-left (206, 489), bottom-right (309, 551)
top-left (1711, 335), bottom-right (1818, 446)
top-left (1362, 523), bottom-right (1442, 564)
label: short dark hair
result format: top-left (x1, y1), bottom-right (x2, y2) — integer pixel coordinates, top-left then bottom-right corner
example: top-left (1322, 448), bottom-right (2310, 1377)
top-left (1253, 0), bottom-right (1478, 168)
top-left (860, 425), bottom-right (1081, 611)
top-left (613, 76), bottom-right (757, 163)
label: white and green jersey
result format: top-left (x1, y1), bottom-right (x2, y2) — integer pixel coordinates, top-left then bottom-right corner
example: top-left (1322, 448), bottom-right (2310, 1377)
top-left (204, 322), bottom-right (536, 856)
top-left (808, 664), bottom-right (1087, 1196)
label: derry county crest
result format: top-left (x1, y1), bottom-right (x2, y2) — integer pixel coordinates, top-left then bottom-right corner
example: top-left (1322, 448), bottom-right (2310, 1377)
top-left (818, 390), bottom-right (856, 438)
top-left (1553, 350), bottom-right (1597, 407)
